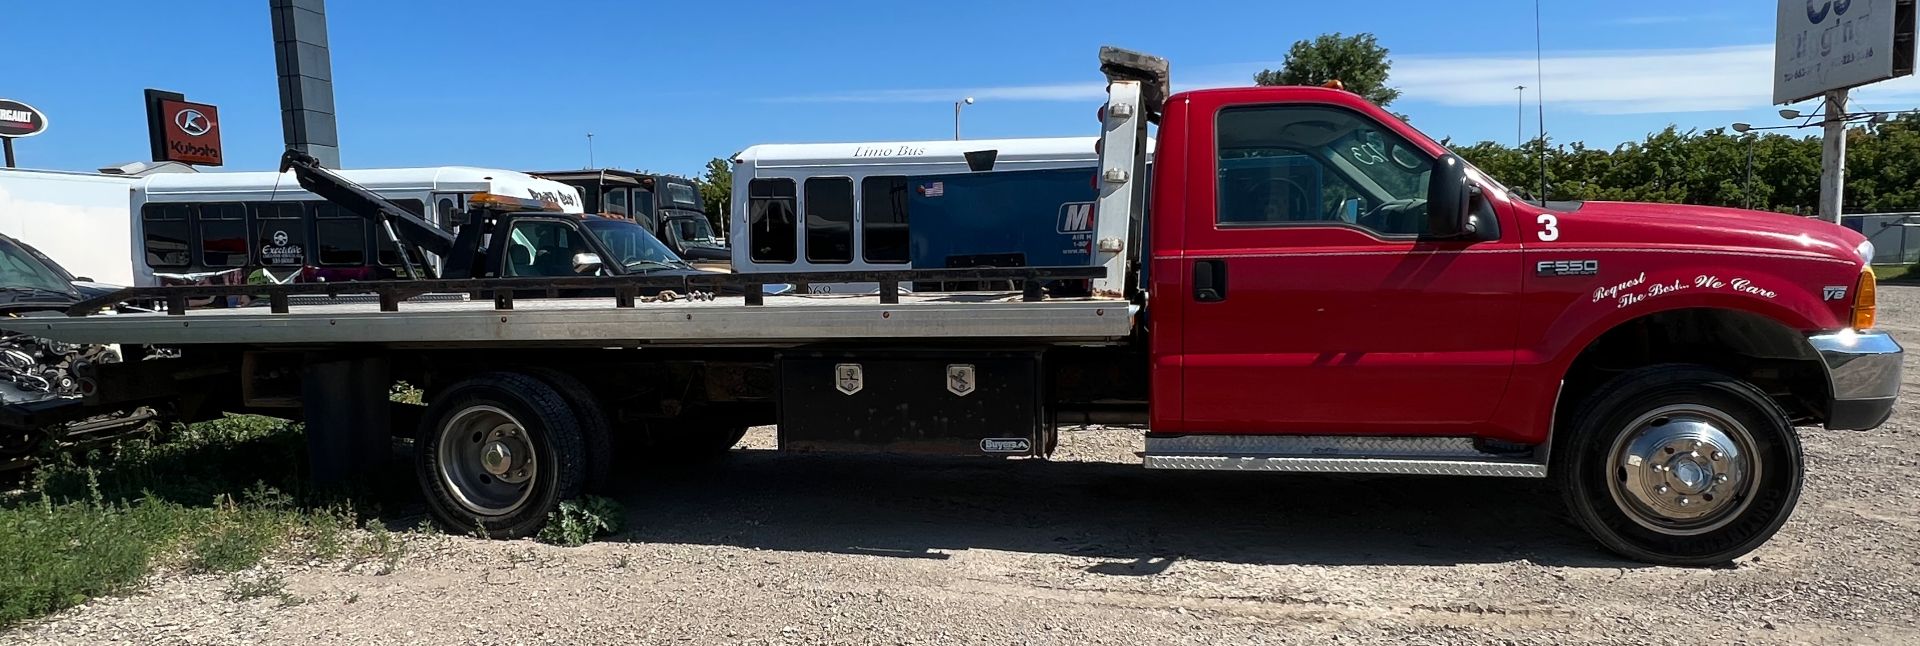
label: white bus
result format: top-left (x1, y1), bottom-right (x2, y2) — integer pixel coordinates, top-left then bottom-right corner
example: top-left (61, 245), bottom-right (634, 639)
top-left (730, 137), bottom-right (1114, 280)
top-left (130, 167), bottom-right (582, 286)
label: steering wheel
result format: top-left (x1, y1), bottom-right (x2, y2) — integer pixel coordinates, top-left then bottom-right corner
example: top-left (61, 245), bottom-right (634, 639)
top-left (1260, 177), bottom-right (1313, 222)
top-left (1358, 198), bottom-right (1429, 234)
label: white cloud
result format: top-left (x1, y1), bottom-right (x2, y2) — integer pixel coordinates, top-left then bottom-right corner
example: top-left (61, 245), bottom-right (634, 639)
top-left (768, 82), bottom-right (1107, 104)
top-left (767, 43), bottom-right (1920, 115)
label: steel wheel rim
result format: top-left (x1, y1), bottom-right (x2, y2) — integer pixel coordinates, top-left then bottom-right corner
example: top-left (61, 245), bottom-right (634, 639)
top-left (438, 405), bottom-right (538, 516)
top-left (1605, 403), bottom-right (1761, 536)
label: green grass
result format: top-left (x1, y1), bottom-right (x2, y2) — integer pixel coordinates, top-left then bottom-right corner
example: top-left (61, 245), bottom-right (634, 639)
top-left (0, 415), bottom-right (389, 629)
top-left (536, 496), bottom-right (625, 547)
top-left (1874, 264), bottom-right (1914, 282)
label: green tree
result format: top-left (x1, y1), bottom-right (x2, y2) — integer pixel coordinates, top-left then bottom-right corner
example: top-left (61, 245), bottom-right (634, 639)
top-left (694, 157), bottom-right (732, 234)
top-left (1255, 33), bottom-right (1401, 107)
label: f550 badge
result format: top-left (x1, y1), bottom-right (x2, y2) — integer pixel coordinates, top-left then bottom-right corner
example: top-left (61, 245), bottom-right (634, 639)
top-left (1536, 259), bottom-right (1599, 277)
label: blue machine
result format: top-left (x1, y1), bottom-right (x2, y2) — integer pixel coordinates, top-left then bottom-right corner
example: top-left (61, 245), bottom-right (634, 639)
top-left (904, 167), bottom-right (1100, 272)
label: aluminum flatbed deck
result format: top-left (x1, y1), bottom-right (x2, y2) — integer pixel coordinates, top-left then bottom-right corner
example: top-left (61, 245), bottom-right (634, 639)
top-left (0, 292), bottom-right (1136, 348)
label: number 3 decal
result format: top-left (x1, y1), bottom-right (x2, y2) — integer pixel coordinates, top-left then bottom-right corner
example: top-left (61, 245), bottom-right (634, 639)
top-left (1536, 213), bottom-right (1560, 242)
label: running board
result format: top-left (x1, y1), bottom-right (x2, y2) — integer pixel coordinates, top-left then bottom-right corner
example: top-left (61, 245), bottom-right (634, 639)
top-left (1142, 435), bottom-right (1548, 478)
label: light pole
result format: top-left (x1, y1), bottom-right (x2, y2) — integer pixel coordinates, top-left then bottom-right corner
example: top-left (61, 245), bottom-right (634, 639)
top-left (954, 97), bottom-right (974, 140)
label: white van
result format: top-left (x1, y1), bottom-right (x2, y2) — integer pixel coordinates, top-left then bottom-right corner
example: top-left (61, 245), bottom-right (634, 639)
top-left (129, 167), bottom-right (583, 286)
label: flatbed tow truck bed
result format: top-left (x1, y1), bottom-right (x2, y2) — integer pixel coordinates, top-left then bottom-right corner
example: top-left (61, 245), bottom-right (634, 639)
top-left (1, 291), bottom-right (1135, 348)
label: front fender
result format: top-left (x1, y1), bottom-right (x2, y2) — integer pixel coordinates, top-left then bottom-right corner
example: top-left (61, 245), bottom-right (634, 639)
top-left (1499, 255), bottom-right (1858, 444)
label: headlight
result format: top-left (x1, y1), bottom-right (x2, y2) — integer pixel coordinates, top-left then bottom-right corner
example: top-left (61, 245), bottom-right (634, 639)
top-left (1856, 240), bottom-right (1875, 264)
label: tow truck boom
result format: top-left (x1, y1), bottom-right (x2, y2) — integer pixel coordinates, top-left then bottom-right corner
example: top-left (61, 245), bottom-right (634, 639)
top-left (278, 149), bottom-right (458, 260)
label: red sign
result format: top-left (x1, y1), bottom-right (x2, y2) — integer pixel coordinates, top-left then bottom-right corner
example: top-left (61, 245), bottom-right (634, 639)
top-left (158, 99), bottom-right (222, 166)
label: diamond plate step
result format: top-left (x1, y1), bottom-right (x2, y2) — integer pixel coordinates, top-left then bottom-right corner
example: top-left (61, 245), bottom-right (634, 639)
top-left (1143, 435), bottom-right (1547, 478)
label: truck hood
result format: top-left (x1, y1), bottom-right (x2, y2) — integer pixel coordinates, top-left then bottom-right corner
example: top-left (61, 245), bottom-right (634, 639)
top-left (1557, 201), bottom-right (1868, 263)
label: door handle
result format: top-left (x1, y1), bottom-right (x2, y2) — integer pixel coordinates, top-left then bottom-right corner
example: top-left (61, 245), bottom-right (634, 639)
top-left (1193, 259), bottom-right (1227, 302)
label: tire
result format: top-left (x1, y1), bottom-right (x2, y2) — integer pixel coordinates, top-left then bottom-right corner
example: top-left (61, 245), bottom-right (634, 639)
top-left (1555, 364), bottom-right (1804, 566)
top-left (518, 368), bottom-right (613, 491)
top-left (416, 372), bottom-right (587, 538)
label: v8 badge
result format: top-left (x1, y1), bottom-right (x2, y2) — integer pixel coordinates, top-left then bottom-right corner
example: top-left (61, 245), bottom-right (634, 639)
top-left (946, 364), bottom-right (976, 396)
top-left (1823, 285), bottom-right (1849, 301)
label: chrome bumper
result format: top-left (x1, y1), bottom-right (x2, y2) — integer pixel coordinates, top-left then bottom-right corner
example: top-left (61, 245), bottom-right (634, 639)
top-left (1808, 331), bottom-right (1904, 430)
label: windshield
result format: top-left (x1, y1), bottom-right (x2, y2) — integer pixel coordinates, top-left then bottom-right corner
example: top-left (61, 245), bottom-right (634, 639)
top-left (664, 182), bottom-right (700, 209)
top-left (583, 219), bottom-right (689, 270)
top-left (0, 238), bottom-right (75, 293)
top-left (667, 217), bottom-right (723, 248)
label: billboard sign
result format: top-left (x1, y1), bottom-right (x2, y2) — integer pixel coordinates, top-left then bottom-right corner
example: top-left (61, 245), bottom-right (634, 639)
top-left (155, 99), bottom-right (223, 166)
top-left (1775, 0), bottom-right (1918, 104)
top-left (0, 99), bottom-right (48, 138)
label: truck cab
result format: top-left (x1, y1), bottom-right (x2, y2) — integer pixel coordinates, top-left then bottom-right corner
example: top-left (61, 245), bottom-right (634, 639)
top-left (531, 170), bottom-right (729, 269)
top-left (1093, 48), bottom-right (1899, 565)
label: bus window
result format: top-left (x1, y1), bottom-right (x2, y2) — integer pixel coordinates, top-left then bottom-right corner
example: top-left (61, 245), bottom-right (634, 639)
top-left (141, 204), bottom-right (192, 268)
top-left (199, 203), bottom-right (249, 267)
top-left (602, 187), bottom-right (630, 217)
top-left (664, 182), bottom-right (700, 209)
top-left (748, 179), bottom-right (796, 263)
top-left (804, 177), bottom-right (853, 263)
top-left (375, 200), bottom-right (426, 266)
top-left (861, 176), bottom-right (910, 263)
top-left (313, 202), bottom-right (369, 266)
top-left (251, 202), bottom-right (307, 266)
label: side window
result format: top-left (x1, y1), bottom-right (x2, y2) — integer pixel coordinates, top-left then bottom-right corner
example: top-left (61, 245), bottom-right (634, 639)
top-left (861, 176), bottom-right (910, 263)
top-left (1216, 105), bottom-right (1434, 236)
top-left (747, 178), bottom-right (797, 263)
top-left (602, 187), bottom-right (628, 217)
top-left (313, 202), bottom-right (369, 266)
top-left (804, 177), bottom-right (854, 264)
top-left (198, 203), bottom-right (249, 267)
top-left (503, 219), bottom-right (594, 277)
top-left (251, 202), bottom-right (307, 267)
top-left (141, 203), bottom-right (191, 268)
top-left (633, 187), bottom-right (656, 220)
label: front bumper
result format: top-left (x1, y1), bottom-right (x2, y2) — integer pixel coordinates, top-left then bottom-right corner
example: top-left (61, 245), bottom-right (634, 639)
top-left (1808, 331), bottom-right (1904, 430)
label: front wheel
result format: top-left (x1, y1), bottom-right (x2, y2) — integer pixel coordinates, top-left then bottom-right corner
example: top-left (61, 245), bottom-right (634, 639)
top-left (1556, 365), bottom-right (1804, 566)
top-left (416, 372), bottom-right (587, 538)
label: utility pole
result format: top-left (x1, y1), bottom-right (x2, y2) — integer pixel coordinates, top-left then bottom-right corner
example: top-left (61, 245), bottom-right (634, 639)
top-left (1818, 90), bottom-right (1847, 223)
top-left (1515, 85), bottom-right (1526, 149)
top-left (586, 133), bottom-right (595, 169)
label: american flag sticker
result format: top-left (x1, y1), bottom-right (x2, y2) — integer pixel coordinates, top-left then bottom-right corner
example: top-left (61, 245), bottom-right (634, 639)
top-left (918, 181), bottom-right (944, 197)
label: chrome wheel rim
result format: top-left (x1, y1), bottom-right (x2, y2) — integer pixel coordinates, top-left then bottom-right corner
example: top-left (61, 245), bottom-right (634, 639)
top-left (438, 405), bottom-right (537, 516)
top-left (1605, 403), bottom-right (1760, 535)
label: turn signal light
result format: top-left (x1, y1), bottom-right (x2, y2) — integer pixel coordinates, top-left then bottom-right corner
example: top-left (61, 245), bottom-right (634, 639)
top-left (1852, 269), bottom-right (1878, 330)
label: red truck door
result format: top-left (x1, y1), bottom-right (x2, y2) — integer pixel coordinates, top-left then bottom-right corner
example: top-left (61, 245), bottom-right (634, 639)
top-left (1169, 92), bottom-right (1521, 436)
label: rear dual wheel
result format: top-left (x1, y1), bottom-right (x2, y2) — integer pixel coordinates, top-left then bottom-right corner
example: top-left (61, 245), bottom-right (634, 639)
top-left (1557, 365), bottom-right (1804, 566)
top-left (417, 372), bottom-right (591, 538)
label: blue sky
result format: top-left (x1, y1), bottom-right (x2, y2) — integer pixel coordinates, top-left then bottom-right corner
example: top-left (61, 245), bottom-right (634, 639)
top-left (5, 0), bottom-right (1914, 178)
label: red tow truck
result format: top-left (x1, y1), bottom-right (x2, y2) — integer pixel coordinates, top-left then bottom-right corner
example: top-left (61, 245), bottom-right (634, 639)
top-left (1, 48), bottom-right (1900, 565)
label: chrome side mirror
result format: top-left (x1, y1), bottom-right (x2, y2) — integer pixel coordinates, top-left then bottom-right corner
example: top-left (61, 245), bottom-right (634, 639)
top-left (571, 252), bottom-right (604, 274)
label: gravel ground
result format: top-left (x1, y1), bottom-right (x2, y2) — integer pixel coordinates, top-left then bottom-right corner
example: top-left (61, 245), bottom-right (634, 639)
top-left (11, 287), bottom-right (1920, 645)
